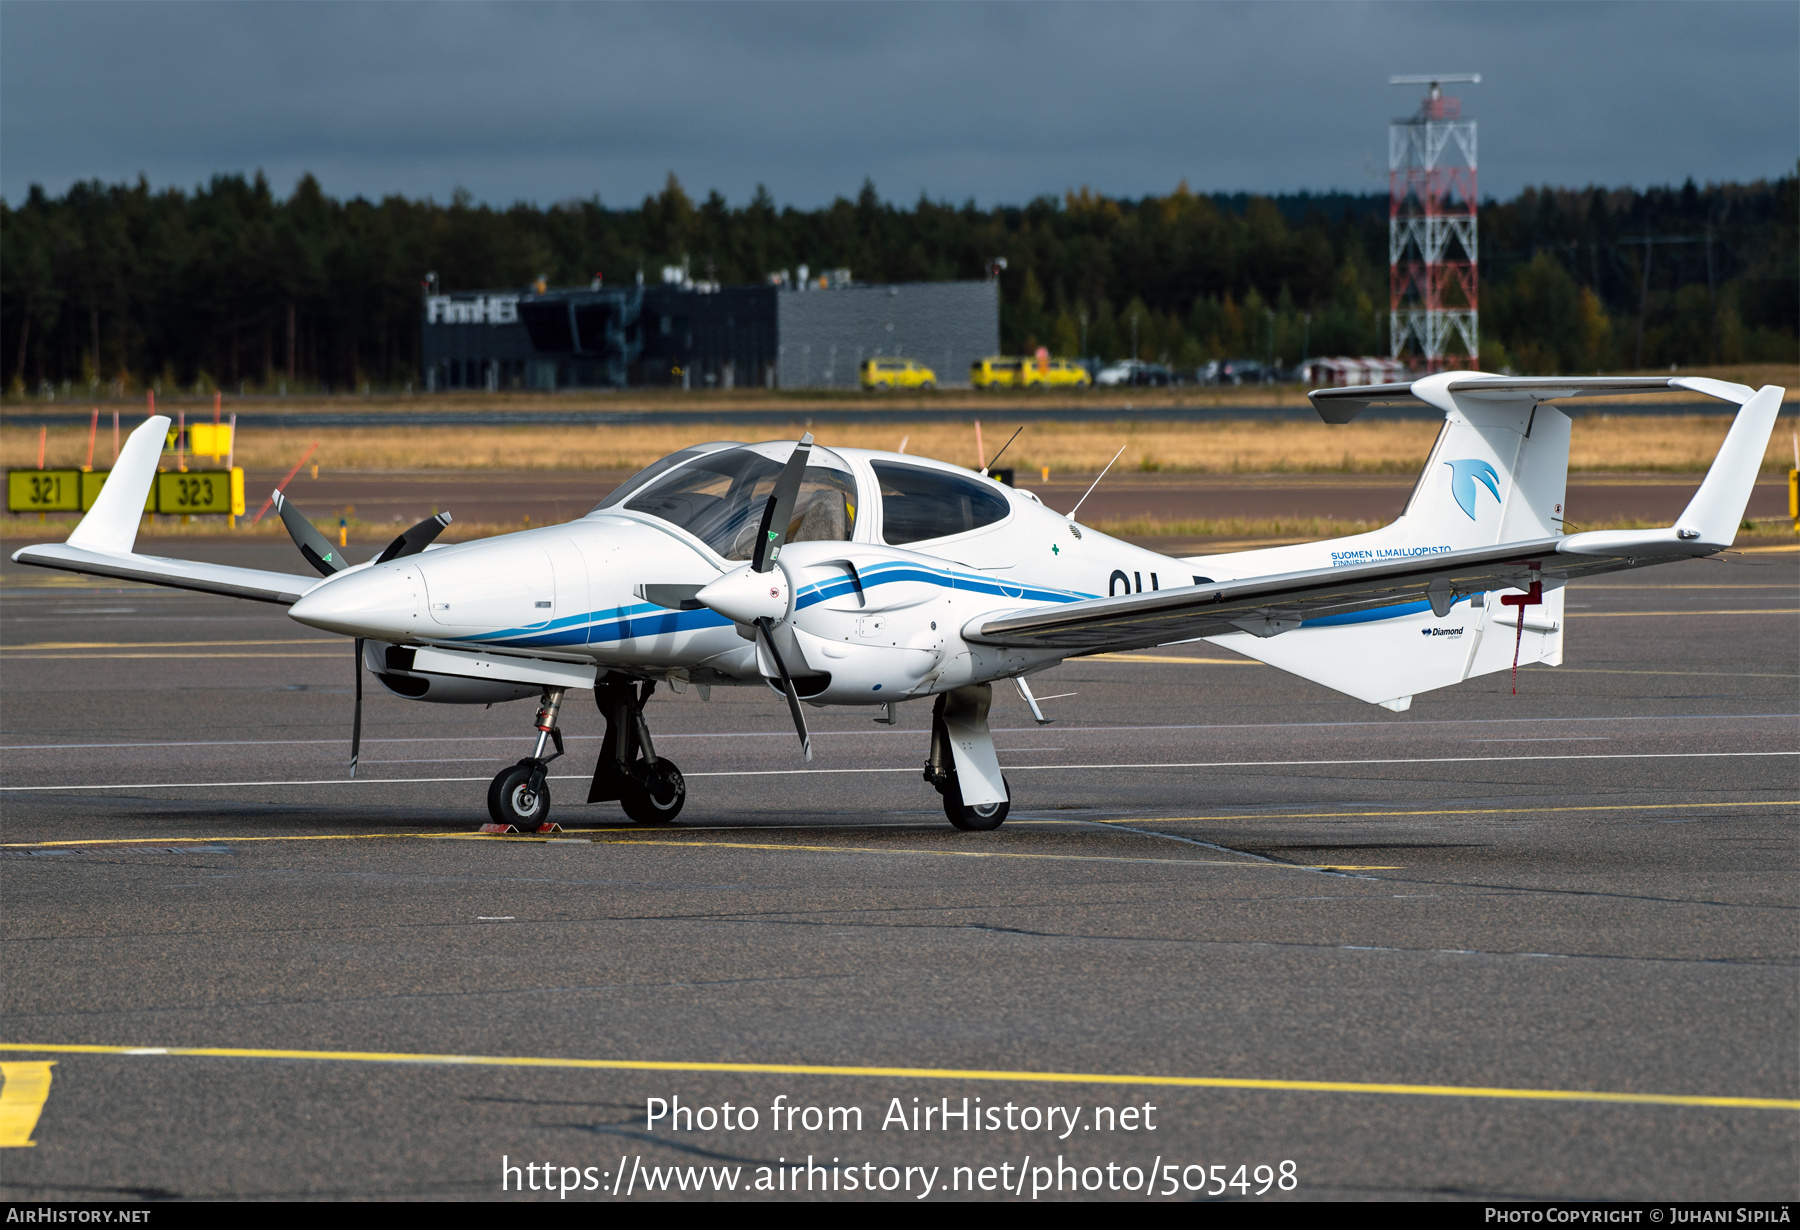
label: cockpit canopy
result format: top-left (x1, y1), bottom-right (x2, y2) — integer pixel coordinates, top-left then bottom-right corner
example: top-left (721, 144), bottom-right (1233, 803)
top-left (601, 442), bottom-right (857, 560)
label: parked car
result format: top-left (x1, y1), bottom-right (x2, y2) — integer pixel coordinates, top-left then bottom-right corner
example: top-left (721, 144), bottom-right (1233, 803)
top-left (1095, 360), bottom-right (1173, 388)
top-left (970, 356), bottom-right (1023, 389)
top-left (861, 357), bottom-right (935, 390)
top-left (1016, 356), bottom-right (1092, 388)
top-left (1215, 358), bottom-right (1269, 386)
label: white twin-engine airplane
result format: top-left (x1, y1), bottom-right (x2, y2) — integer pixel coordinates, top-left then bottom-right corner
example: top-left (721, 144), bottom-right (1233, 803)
top-left (13, 373), bottom-right (1782, 832)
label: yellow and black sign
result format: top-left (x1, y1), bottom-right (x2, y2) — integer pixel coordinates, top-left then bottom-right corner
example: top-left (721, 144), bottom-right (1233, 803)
top-left (155, 470), bottom-right (242, 515)
top-left (8, 468), bottom-right (244, 516)
top-left (7, 469), bottom-right (83, 512)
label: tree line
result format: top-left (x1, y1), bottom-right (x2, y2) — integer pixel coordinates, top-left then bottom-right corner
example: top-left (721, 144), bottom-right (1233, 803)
top-left (2, 167), bottom-right (1793, 396)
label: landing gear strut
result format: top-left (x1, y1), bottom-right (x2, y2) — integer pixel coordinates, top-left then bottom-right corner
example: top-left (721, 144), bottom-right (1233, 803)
top-left (487, 687), bottom-right (568, 830)
top-left (588, 673), bottom-right (686, 824)
top-left (925, 685), bottom-right (1011, 831)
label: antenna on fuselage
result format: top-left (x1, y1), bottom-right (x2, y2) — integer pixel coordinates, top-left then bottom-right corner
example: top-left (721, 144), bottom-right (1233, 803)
top-left (1065, 444), bottom-right (1127, 522)
top-left (981, 426), bottom-right (1023, 478)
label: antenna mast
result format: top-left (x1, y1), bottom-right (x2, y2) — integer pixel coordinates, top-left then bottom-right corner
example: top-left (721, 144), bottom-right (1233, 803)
top-left (1388, 73), bottom-right (1481, 372)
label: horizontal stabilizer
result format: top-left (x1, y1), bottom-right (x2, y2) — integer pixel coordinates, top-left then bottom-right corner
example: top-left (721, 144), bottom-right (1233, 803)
top-left (1309, 372), bottom-right (1758, 423)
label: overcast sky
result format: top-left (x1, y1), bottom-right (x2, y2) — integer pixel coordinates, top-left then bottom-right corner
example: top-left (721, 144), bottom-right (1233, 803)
top-left (3, 1), bottom-right (1795, 210)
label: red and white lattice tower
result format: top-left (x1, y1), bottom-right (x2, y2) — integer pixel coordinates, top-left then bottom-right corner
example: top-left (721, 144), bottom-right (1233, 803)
top-left (1389, 74), bottom-right (1480, 371)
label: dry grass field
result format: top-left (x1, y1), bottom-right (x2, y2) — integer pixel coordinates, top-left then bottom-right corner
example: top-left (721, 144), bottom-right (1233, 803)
top-left (6, 412), bottom-right (1796, 476)
top-left (5, 362), bottom-right (1792, 419)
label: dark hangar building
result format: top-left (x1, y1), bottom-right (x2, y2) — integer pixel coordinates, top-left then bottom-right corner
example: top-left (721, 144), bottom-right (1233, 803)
top-left (421, 274), bottom-right (997, 392)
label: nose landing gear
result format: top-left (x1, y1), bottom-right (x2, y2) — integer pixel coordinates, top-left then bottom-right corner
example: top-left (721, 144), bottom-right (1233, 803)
top-left (485, 687), bottom-right (567, 832)
top-left (588, 673), bottom-right (687, 824)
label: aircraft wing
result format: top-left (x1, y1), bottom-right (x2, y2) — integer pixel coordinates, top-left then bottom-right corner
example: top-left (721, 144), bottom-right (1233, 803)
top-left (963, 530), bottom-right (1692, 653)
top-left (8, 541), bottom-right (318, 605)
top-left (8, 414), bottom-right (322, 606)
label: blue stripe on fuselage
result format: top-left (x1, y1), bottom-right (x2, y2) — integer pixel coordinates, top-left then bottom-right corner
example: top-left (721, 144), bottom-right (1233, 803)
top-left (459, 560), bottom-right (1096, 650)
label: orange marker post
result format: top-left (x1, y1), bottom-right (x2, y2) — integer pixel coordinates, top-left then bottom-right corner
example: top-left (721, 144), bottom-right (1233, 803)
top-left (250, 441), bottom-right (320, 525)
top-left (84, 409), bottom-right (98, 472)
top-left (112, 410), bottom-right (120, 464)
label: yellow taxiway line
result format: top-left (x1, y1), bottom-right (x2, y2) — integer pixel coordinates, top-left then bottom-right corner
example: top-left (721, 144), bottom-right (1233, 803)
top-left (0, 831), bottom-right (1391, 871)
top-left (0, 1044), bottom-right (1789, 1112)
top-left (4, 799), bottom-right (1791, 852)
top-left (1117, 799), bottom-right (1800, 825)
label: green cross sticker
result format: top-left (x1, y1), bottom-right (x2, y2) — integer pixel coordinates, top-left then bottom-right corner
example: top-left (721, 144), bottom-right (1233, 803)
top-left (1051, 544), bottom-right (1060, 555)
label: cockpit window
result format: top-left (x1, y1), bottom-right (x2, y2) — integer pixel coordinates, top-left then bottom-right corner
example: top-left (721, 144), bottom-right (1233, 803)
top-left (873, 461), bottom-right (1011, 545)
top-left (624, 447), bottom-right (857, 559)
top-left (596, 443), bottom-right (740, 510)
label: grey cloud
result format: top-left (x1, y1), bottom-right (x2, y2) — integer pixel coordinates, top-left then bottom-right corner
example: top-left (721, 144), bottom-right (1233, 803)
top-left (2, 1), bottom-right (1794, 208)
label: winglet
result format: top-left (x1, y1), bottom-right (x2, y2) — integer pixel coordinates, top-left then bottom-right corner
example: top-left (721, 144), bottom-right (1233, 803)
top-left (66, 414), bottom-right (168, 555)
top-left (1674, 385), bottom-right (1784, 546)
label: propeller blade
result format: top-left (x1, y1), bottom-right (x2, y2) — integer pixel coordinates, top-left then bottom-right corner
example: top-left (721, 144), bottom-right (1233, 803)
top-left (751, 433), bottom-right (814, 573)
top-left (350, 637), bottom-right (364, 779)
top-left (755, 616), bottom-right (813, 762)
top-left (273, 490), bottom-right (346, 576)
top-left (376, 511), bottom-right (453, 564)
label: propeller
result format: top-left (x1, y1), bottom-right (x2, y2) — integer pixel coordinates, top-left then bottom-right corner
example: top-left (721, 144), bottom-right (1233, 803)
top-left (272, 494), bottom-right (454, 778)
top-left (746, 435), bottom-right (815, 761)
top-left (376, 510), bottom-right (452, 563)
top-left (273, 490), bottom-right (346, 576)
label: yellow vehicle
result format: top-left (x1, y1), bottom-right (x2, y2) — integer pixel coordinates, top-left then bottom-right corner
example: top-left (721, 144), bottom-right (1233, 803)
top-left (1017, 357), bottom-right (1092, 388)
top-left (969, 356), bottom-right (1023, 389)
top-left (860, 357), bottom-right (936, 390)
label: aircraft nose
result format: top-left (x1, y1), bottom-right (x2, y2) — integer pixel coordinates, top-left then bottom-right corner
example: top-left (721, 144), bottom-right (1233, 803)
top-left (287, 563), bottom-right (421, 639)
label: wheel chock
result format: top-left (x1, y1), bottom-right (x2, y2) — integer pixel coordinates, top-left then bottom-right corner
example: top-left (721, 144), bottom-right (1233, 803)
top-left (478, 823), bottom-right (515, 834)
top-left (477, 822), bottom-right (564, 835)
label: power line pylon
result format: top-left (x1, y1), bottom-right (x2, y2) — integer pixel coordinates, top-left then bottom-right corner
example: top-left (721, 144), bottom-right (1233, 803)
top-left (1389, 74), bottom-right (1480, 372)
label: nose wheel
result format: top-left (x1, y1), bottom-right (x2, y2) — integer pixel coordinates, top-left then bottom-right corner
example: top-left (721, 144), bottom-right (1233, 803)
top-left (488, 760), bottom-right (552, 829)
top-left (485, 687), bottom-right (567, 832)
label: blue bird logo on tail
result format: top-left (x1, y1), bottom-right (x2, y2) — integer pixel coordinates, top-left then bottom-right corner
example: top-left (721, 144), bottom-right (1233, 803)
top-left (1445, 458), bottom-right (1501, 520)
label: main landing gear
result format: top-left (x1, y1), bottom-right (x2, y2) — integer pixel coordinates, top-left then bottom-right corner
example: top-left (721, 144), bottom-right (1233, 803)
top-left (587, 673), bottom-right (686, 825)
top-left (924, 684), bottom-right (1012, 831)
top-left (487, 687), bottom-right (568, 831)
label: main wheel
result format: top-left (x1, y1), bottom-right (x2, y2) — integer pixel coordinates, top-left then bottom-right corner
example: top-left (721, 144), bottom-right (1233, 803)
top-left (488, 762), bottom-right (550, 830)
top-left (943, 773), bottom-right (1010, 831)
top-left (621, 760), bottom-right (685, 825)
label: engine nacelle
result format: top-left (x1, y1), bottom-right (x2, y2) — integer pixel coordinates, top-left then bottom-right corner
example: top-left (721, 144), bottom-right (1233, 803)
top-left (362, 641), bottom-right (540, 705)
top-left (775, 542), bottom-right (1065, 705)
